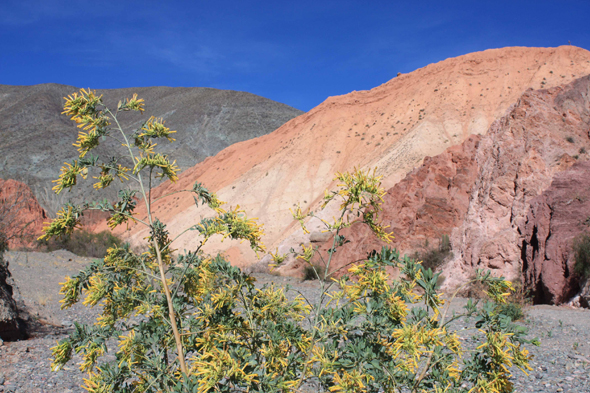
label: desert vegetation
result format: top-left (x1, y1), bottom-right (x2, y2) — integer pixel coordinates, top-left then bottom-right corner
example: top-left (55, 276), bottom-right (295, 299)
top-left (37, 229), bottom-right (123, 258)
top-left (411, 235), bottom-right (453, 272)
top-left (574, 233), bottom-right (590, 280)
top-left (38, 89), bottom-right (536, 392)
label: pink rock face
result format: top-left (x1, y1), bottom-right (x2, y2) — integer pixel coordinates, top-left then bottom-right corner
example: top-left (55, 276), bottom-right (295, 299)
top-left (453, 76), bottom-right (590, 284)
top-left (523, 161), bottom-right (590, 305)
top-left (315, 75), bottom-right (590, 304)
top-left (0, 179), bottom-right (47, 249)
top-left (317, 135), bottom-right (482, 276)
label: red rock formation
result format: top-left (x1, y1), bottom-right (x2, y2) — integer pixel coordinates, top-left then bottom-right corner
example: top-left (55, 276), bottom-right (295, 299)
top-left (302, 75), bottom-right (590, 303)
top-left (313, 135), bottom-right (482, 276)
top-left (450, 76), bottom-right (590, 286)
top-left (523, 161), bottom-right (590, 305)
top-left (0, 179), bottom-right (47, 249)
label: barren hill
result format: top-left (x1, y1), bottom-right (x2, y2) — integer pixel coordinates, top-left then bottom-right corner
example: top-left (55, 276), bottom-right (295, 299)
top-left (0, 84), bottom-right (302, 210)
top-left (108, 46), bottom-right (590, 267)
top-left (303, 75), bottom-right (590, 306)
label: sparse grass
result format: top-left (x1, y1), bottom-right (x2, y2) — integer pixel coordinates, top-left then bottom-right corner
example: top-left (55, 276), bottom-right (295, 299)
top-left (38, 229), bottom-right (123, 258)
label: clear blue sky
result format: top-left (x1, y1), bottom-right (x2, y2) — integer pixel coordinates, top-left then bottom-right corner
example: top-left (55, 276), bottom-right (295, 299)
top-left (2, 0), bottom-right (590, 111)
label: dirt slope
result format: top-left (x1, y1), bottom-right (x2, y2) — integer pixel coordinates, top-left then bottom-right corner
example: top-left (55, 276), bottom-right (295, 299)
top-left (110, 46), bottom-right (590, 266)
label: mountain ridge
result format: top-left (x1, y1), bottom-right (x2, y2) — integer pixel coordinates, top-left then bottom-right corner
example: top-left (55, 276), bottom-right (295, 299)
top-left (0, 83), bottom-right (303, 210)
top-left (109, 46), bottom-right (590, 267)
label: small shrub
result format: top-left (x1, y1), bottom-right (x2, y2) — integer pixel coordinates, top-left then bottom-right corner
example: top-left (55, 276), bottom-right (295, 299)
top-left (566, 136), bottom-right (575, 143)
top-left (302, 263), bottom-right (325, 281)
top-left (38, 229), bottom-right (122, 258)
top-left (573, 233), bottom-right (590, 280)
top-left (413, 234), bottom-right (452, 271)
top-left (498, 302), bottom-right (525, 322)
top-left (580, 147), bottom-right (587, 154)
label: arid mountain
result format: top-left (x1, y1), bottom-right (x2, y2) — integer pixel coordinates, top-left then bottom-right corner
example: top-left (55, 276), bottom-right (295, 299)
top-left (524, 160), bottom-right (590, 306)
top-left (302, 75), bottom-right (590, 304)
top-left (0, 84), bottom-right (302, 211)
top-left (110, 46), bottom-right (590, 269)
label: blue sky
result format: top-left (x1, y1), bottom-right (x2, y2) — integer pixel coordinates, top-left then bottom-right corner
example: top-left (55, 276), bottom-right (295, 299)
top-left (2, 0), bottom-right (590, 111)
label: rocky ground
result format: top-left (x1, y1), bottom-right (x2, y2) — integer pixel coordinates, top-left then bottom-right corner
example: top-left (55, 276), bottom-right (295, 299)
top-left (1, 250), bottom-right (590, 393)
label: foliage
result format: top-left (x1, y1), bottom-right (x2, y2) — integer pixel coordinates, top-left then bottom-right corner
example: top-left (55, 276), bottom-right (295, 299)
top-left (412, 235), bottom-right (453, 272)
top-left (573, 233), bottom-right (590, 280)
top-left (44, 90), bottom-right (535, 393)
top-left (497, 302), bottom-right (524, 322)
top-left (302, 262), bottom-right (326, 281)
top-left (38, 229), bottom-right (123, 258)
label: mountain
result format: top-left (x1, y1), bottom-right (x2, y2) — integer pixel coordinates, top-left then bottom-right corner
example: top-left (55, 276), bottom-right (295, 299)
top-left (305, 75), bottom-right (590, 307)
top-left (110, 46), bottom-right (590, 268)
top-left (0, 84), bottom-right (303, 211)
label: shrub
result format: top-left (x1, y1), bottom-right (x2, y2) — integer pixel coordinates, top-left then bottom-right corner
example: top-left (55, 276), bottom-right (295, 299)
top-left (43, 90), bottom-right (535, 393)
top-left (573, 233), bottom-right (590, 280)
top-left (38, 229), bottom-right (123, 258)
top-left (302, 262), bottom-right (325, 281)
top-left (566, 136), bottom-right (575, 143)
top-left (498, 302), bottom-right (525, 322)
top-left (412, 234), bottom-right (453, 271)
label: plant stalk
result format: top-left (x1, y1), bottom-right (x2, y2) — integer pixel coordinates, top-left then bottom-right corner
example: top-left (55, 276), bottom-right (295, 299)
top-left (153, 238), bottom-right (188, 375)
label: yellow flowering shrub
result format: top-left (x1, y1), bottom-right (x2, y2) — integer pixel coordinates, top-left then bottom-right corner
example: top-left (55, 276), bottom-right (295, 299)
top-left (43, 90), bottom-right (536, 392)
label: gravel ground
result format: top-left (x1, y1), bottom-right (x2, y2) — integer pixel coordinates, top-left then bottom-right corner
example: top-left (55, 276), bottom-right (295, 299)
top-left (1, 250), bottom-right (590, 392)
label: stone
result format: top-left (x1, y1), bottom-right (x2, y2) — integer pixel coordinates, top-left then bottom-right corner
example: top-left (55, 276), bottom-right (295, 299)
top-left (309, 231), bottom-right (332, 243)
top-left (523, 161), bottom-right (590, 305)
top-left (0, 179), bottom-right (47, 249)
top-left (0, 252), bottom-right (25, 341)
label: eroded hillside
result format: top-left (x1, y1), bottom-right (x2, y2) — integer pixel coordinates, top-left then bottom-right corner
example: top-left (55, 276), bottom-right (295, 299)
top-left (107, 46), bottom-right (590, 268)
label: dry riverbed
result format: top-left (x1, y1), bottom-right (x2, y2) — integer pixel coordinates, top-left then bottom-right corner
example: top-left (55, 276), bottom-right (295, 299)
top-left (1, 250), bottom-right (589, 392)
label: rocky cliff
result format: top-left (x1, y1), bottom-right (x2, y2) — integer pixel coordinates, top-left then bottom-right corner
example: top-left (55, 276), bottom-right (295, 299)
top-left (0, 179), bottom-right (42, 340)
top-left (300, 75), bottom-right (590, 306)
top-left (447, 75), bottom-right (590, 288)
top-left (523, 161), bottom-right (590, 305)
top-left (0, 179), bottom-right (47, 249)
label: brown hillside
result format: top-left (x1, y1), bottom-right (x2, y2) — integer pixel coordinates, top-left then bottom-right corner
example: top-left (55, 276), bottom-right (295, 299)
top-left (109, 46), bottom-right (590, 267)
top-left (0, 84), bottom-right (302, 209)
